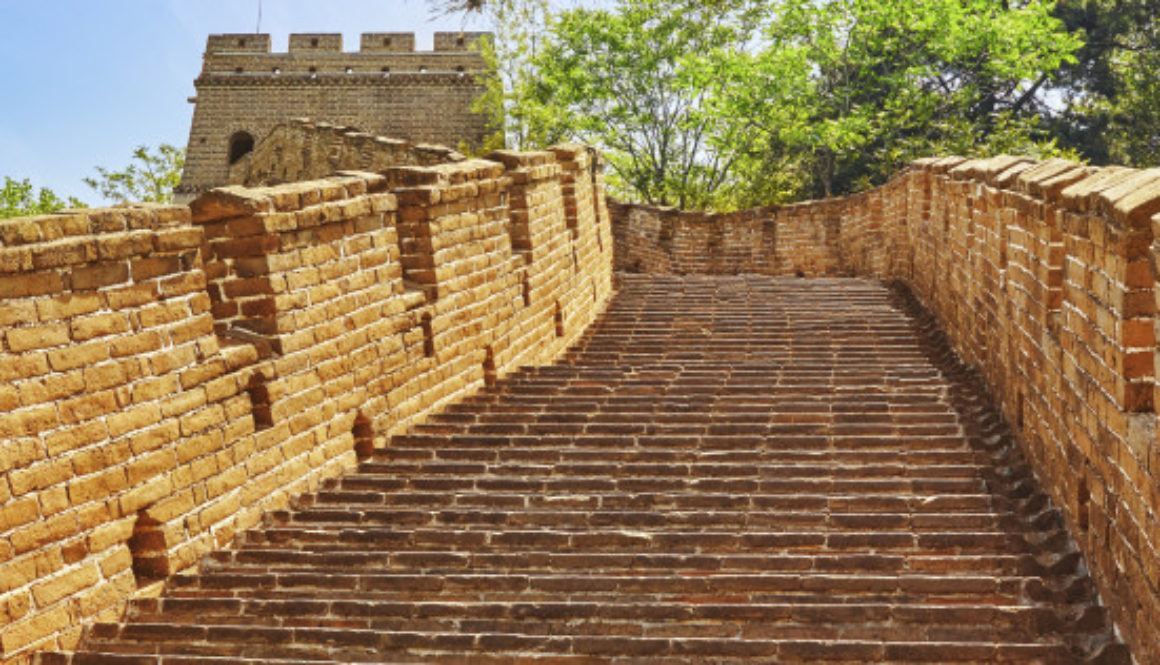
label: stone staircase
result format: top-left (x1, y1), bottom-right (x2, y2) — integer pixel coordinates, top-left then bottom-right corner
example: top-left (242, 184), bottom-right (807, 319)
top-left (47, 275), bottom-right (1128, 664)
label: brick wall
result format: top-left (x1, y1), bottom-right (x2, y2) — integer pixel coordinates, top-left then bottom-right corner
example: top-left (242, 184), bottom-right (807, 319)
top-left (0, 145), bottom-right (613, 664)
top-left (610, 157), bottom-right (1160, 662)
top-left (228, 119), bottom-right (466, 188)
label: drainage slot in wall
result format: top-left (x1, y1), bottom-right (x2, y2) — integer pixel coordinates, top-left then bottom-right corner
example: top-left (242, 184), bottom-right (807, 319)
top-left (483, 347), bottom-right (497, 388)
top-left (129, 509), bottom-right (169, 583)
top-left (1077, 476), bottom-right (1090, 533)
top-left (353, 412), bottom-right (375, 460)
top-left (554, 302), bottom-right (565, 338)
top-left (421, 313), bottom-right (435, 358)
top-left (246, 372), bottom-right (273, 431)
top-left (522, 273), bottom-right (531, 307)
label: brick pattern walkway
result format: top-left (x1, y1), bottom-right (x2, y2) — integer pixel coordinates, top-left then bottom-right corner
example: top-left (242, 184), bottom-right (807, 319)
top-left (51, 275), bottom-right (1127, 663)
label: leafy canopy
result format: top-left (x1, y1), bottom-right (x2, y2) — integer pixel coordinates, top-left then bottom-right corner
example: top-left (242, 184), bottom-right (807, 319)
top-left (1, 176), bottom-right (84, 219)
top-left (486, 0), bottom-right (1081, 209)
top-left (84, 144), bottom-right (185, 204)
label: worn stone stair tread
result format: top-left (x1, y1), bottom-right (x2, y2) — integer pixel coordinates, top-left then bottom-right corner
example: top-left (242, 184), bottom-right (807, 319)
top-left (72, 626), bottom-right (1092, 661)
top-left (203, 549), bottom-right (1070, 575)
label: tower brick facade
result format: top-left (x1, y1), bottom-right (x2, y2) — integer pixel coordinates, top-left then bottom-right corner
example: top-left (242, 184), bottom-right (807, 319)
top-left (176, 32), bottom-right (492, 202)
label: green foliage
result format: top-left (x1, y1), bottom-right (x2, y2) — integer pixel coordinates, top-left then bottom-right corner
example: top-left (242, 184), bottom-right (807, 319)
top-left (518, 0), bottom-right (769, 208)
top-left (84, 144), bottom-right (185, 204)
top-left (718, 0), bottom-right (1082, 198)
top-left (1, 176), bottom-right (84, 219)
top-left (494, 0), bottom-right (1081, 209)
top-left (470, 0), bottom-right (556, 150)
top-left (1046, 0), bottom-right (1160, 164)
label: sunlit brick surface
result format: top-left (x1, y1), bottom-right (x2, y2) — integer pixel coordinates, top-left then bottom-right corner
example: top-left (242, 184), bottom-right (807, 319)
top-left (51, 276), bottom-right (1127, 664)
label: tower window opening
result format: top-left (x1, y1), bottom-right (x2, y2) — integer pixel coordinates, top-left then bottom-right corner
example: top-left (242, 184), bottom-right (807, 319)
top-left (228, 131), bottom-right (255, 165)
top-left (311, 37), bottom-right (319, 47)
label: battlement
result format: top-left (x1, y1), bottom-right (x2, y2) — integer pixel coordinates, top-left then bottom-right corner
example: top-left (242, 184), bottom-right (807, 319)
top-left (204, 31), bottom-right (490, 56)
top-left (206, 33), bottom-right (272, 54)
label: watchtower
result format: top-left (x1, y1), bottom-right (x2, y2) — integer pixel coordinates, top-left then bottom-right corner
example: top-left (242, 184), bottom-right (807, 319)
top-left (176, 32), bottom-right (492, 201)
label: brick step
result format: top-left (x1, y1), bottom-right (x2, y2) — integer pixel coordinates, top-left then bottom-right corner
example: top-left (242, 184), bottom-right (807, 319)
top-left (352, 461), bottom-right (995, 482)
top-left (72, 625), bottom-right (1091, 663)
top-left (265, 508), bottom-right (1047, 533)
top-left (120, 600), bottom-right (1107, 643)
top-left (205, 549), bottom-right (1079, 577)
top-left (162, 569), bottom-right (1080, 602)
top-left (127, 598), bottom-right (1089, 630)
top-left (370, 446), bottom-right (995, 465)
top-left (417, 424), bottom-right (969, 438)
top-left (384, 433), bottom-right (979, 450)
top-left (332, 474), bottom-right (994, 495)
top-left (300, 489), bottom-right (1011, 512)
top-left (235, 526), bottom-right (1046, 555)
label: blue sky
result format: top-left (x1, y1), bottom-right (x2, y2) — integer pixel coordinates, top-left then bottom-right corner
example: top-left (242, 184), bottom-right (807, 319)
top-left (0, 0), bottom-right (491, 204)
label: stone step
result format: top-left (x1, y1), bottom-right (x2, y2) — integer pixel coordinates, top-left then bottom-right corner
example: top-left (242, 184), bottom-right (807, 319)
top-left (71, 625), bottom-right (1093, 663)
top-left (331, 474), bottom-right (995, 495)
top-left (383, 433), bottom-right (982, 450)
top-left (235, 525), bottom-right (1045, 553)
top-left (119, 601), bottom-right (1110, 645)
top-left (264, 507), bottom-right (1047, 533)
top-left (299, 489), bottom-right (1013, 512)
top-left (204, 549), bottom-right (1079, 577)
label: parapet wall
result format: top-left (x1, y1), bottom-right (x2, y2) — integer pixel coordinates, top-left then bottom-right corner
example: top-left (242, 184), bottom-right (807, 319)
top-left (610, 158), bottom-right (1160, 662)
top-left (228, 119), bottom-right (466, 188)
top-left (0, 145), bottom-right (613, 663)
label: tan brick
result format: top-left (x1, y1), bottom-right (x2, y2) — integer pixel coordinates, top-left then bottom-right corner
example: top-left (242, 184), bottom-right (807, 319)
top-left (107, 403), bottom-right (163, 439)
top-left (47, 340), bottom-right (110, 372)
top-left (126, 449), bottom-right (177, 486)
top-left (0, 271), bottom-right (64, 298)
top-left (71, 312), bottom-right (131, 342)
top-left (35, 293), bottom-right (101, 322)
top-left (86, 517), bottom-right (135, 554)
top-left (10, 512), bottom-right (79, 555)
top-left (31, 562), bottom-right (99, 607)
top-left (67, 468), bottom-right (128, 506)
top-left (6, 323), bottom-right (70, 352)
top-left (58, 390), bottom-right (119, 424)
top-left (0, 602), bottom-right (70, 653)
top-left (70, 439), bottom-right (131, 476)
top-left (70, 261), bottom-right (129, 291)
top-left (44, 420), bottom-right (110, 457)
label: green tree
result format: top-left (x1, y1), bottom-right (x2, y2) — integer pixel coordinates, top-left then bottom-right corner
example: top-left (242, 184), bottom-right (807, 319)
top-left (521, 0), bottom-right (768, 208)
top-left (1046, 0), bottom-right (1160, 164)
top-left (717, 0), bottom-right (1083, 198)
top-left (1, 176), bottom-right (84, 219)
top-left (84, 144), bottom-right (185, 204)
top-left (469, 0), bottom-right (554, 151)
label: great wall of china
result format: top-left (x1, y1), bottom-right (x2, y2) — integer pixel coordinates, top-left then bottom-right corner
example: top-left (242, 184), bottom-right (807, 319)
top-left (1, 29), bottom-right (1159, 665)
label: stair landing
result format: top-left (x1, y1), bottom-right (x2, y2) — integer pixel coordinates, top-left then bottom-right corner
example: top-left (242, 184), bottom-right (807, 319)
top-left (48, 275), bottom-right (1128, 664)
